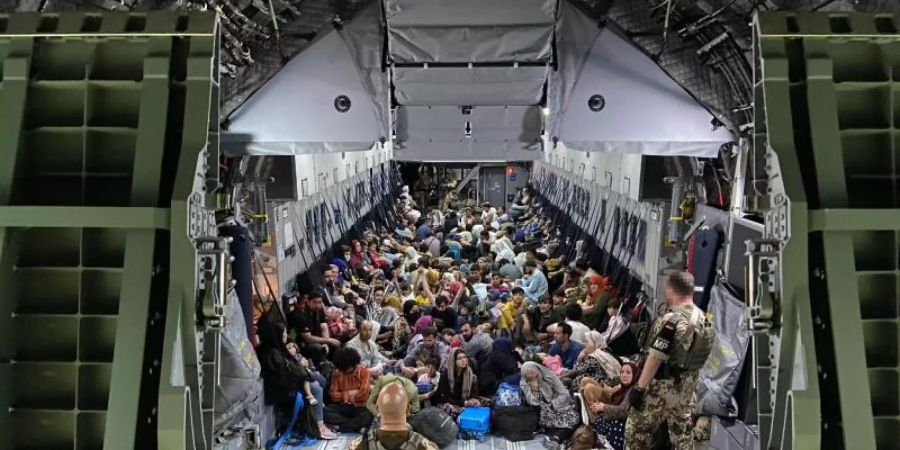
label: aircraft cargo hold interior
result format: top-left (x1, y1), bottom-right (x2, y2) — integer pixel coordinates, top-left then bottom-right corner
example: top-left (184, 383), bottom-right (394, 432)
top-left (1, 1), bottom-right (899, 450)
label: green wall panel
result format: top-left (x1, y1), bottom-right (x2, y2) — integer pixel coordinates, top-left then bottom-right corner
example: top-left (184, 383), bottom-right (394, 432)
top-left (754, 11), bottom-right (900, 450)
top-left (0, 11), bottom-right (218, 450)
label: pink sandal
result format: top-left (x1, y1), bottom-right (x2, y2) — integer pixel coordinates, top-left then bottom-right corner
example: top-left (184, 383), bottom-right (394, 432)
top-left (318, 424), bottom-right (338, 440)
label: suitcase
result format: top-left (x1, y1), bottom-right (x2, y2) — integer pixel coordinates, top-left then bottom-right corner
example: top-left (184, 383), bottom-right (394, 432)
top-left (457, 407), bottom-right (491, 441)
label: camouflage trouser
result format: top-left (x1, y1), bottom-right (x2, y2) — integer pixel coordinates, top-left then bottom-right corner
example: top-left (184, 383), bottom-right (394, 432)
top-left (624, 372), bottom-right (698, 450)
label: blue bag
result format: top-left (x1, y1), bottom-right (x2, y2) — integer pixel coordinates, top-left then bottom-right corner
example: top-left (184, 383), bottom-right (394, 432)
top-left (494, 382), bottom-right (521, 406)
top-left (416, 381), bottom-right (434, 394)
top-left (457, 407), bottom-right (491, 441)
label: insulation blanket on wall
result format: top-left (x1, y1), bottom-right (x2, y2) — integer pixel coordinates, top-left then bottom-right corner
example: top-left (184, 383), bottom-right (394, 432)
top-left (695, 283), bottom-right (750, 418)
top-left (214, 292), bottom-right (265, 433)
top-left (221, 224), bottom-right (254, 341)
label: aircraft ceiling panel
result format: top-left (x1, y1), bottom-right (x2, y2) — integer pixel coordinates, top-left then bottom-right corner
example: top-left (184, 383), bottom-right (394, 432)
top-left (383, 0), bottom-right (556, 63)
top-left (383, 0), bottom-right (555, 27)
top-left (394, 105), bottom-right (541, 161)
top-left (224, 31), bottom-right (380, 147)
top-left (396, 105), bottom-right (542, 143)
top-left (393, 66), bottom-right (549, 106)
top-left (559, 29), bottom-right (734, 156)
top-left (393, 140), bottom-right (539, 162)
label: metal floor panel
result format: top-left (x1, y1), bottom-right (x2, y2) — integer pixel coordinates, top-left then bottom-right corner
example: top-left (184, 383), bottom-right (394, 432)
top-left (282, 433), bottom-right (550, 450)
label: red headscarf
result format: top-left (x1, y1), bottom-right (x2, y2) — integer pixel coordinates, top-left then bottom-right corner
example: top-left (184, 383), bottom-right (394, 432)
top-left (349, 239), bottom-right (364, 269)
top-left (587, 274), bottom-right (608, 301)
top-left (413, 315), bottom-right (434, 336)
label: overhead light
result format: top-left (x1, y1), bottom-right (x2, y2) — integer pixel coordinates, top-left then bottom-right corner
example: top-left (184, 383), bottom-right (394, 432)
top-left (541, 107), bottom-right (550, 116)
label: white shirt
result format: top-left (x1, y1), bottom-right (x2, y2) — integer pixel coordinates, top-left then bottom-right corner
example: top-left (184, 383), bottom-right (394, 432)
top-left (601, 315), bottom-right (629, 343)
top-left (346, 335), bottom-right (388, 372)
top-left (471, 224), bottom-right (484, 242)
top-left (567, 320), bottom-right (591, 344)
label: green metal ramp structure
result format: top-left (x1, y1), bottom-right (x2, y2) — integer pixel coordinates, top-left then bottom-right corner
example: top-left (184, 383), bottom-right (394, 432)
top-left (0, 12), bottom-right (221, 450)
top-left (751, 12), bottom-right (900, 450)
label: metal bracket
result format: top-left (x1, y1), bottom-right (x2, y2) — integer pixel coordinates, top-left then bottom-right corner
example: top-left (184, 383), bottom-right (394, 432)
top-left (196, 236), bottom-right (233, 331)
top-left (746, 238), bottom-right (782, 331)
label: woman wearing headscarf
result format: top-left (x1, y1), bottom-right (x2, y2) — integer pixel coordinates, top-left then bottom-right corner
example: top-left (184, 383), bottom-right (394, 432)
top-left (375, 294), bottom-right (402, 331)
top-left (581, 274), bottom-right (610, 329)
top-left (433, 348), bottom-right (481, 417)
top-left (561, 330), bottom-right (622, 388)
top-left (478, 337), bottom-right (521, 396)
top-left (258, 322), bottom-right (338, 440)
top-left (584, 361), bottom-right (638, 450)
top-left (519, 361), bottom-right (580, 445)
top-left (366, 242), bottom-right (388, 270)
top-left (349, 240), bottom-right (367, 272)
top-left (405, 315), bottom-right (434, 352)
top-left (391, 301), bottom-right (420, 358)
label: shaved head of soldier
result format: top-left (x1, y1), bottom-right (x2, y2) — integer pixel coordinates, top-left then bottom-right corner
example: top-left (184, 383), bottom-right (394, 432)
top-left (376, 382), bottom-right (409, 431)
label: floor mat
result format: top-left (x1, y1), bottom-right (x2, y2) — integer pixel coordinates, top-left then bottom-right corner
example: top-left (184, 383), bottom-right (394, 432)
top-left (286, 433), bottom-right (549, 450)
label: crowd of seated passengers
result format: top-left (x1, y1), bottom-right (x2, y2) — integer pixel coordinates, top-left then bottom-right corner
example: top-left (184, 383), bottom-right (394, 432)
top-left (254, 188), bottom-right (645, 450)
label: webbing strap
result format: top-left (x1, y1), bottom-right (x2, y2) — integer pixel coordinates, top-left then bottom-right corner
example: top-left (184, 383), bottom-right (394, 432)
top-left (271, 392), bottom-right (308, 450)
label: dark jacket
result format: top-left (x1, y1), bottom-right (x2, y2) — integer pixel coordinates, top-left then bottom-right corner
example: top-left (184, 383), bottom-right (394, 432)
top-left (432, 367), bottom-right (480, 406)
top-left (260, 348), bottom-right (310, 403)
top-left (478, 342), bottom-right (520, 396)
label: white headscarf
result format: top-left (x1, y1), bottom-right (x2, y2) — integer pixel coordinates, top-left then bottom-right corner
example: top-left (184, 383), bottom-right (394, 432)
top-left (520, 361), bottom-right (571, 410)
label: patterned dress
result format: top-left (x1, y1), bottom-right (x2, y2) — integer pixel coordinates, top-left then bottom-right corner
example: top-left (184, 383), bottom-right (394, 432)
top-left (523, 382), bottom-right (579, 430)
top-left (393, 319), bottom-right (412, 350)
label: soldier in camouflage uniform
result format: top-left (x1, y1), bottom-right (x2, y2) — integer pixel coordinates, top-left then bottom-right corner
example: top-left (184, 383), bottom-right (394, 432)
top-left (625, 272), bottom-right (715, 450)
top-left (350, 382), bottom-right (437, 450)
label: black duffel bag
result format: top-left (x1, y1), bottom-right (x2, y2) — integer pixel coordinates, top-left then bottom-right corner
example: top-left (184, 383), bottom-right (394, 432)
top-left (409, 406), bottom-right (458, 448)
top-left (493, 405), bottom-right (539, 442)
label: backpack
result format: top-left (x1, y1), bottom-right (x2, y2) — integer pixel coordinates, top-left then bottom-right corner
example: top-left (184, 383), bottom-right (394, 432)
top-left (668, 307), bottom-right (716, 371)
top-left (409, 407), bottom-right (458, 449)
top-left (493, 382), bottom-right (521, 407)
top-left (493, 406), bottom-right (539, 442)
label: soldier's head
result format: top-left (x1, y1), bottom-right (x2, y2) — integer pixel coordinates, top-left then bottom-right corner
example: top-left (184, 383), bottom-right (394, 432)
top-left (376, 382), bottom-right (409, 427)
top-left (665, 272), bottom-right (695, 306)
